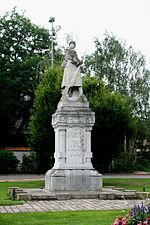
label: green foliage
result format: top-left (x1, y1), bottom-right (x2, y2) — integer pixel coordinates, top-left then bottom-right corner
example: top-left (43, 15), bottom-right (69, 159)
top-left (0, 150), bottom-right (19, 174)
top-left (29, 74), bottom-right (136, 173)
top-left (28, 66), bottom-right (63, 173)
top-left (112, 148), bottom-right (136, 172)
top-left (135, 118), bottom-right (150, 151)
top-left (28, 71), bottom-right (136, 173)
top-left (136, 152), bottom-right (150, 172)
top-left (20, 152), bottom-right (38, 173)
top-left (0, 8), bottom-right (63, 147)
top-left (84, 32), bottom-right (150, 119)
top-left (83, 32), bottom-right (150, 171)
top-left (131, 118), bottom-right (150, 172)
top-left (83, 76), bottom-right (136, 172)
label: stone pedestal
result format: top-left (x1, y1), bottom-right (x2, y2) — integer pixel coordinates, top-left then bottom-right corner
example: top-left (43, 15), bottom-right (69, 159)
top-left (45, 94), bottom-right (102, 192)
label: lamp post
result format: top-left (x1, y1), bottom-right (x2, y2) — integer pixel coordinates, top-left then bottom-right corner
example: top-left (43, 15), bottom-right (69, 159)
top-left (49, 17), bottom-right (55, 68)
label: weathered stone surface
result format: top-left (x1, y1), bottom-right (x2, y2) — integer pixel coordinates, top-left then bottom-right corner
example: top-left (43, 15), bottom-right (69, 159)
top-left (113, 188), bottom-right (125, 191)
top-left (136, 192), bottom-right (150, 199)
top-left (17, 193), bottom-right (31, 201)
top-left (45, 93), bottom-right (102, 192)
top-left (12, 187), bottom-right (147, 201)
top-left (99, 193), bottom-right (115, 200)
top-left (8, 187), bottom-right (24, 199)
top-left (45, 169), bottom-right (102, 191)
top-left (45, 89), bottom-right (102, 191)
top-left (45, 42), bottom-right (102, 193)
top-left (8, 187), bottom-right (20, 195)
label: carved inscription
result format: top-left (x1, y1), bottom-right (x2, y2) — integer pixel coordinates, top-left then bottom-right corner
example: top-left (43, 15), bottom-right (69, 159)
top-left (66, 128), bottom-right (81, 151)
top-left (67, 151), bottom-right (81, 157)
top-left (67, 151), bottom-right (82, 164)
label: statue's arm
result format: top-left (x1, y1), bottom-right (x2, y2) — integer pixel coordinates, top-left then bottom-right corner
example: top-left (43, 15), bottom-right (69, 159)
top-left (72, 52), bottom-right (83, 66)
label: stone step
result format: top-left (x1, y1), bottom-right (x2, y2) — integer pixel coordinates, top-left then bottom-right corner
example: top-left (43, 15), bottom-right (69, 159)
top-left (31, 195), bottom-right (57, 200)
top-left (10, 187), bottom-right (150, 201)
top-left (14, 188), bottom-right (144, 201)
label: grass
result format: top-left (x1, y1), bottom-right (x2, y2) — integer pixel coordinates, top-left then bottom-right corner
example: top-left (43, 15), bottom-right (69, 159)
top-left (0, 178), bottom-right (147, 224)
top-left (0, 210), bottom-right (127, 225)
top-left (103, 178), bottom-right (150, 192)
top-left (0, 178), bottom-right (150, 205)
top-left (0, 180), bottom-right (44, 205)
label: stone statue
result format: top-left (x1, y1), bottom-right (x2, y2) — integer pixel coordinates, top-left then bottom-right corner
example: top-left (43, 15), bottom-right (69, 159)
top-left (61, 41), bottom-right (83, 98)
top-left (45, 41), bottom-right (102, 193)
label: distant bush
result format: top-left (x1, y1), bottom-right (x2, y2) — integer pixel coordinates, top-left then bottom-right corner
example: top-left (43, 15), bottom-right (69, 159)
top-left (20, 152), bottom-right (38, 173)
top-left (136, 152), bottom-right (150, 172)
top-left (0, 150), bottom-right (19, 174)
top-left (112, 148), bottom-right (136, 173)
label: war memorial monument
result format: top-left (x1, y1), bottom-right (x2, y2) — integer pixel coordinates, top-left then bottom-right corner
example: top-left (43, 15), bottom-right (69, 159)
top-left (10, 42), bottom-right (143, 201)
top-left (10, 42), bottom-right (103, 201)
top-left (45, 41), bottom-right (102, 193)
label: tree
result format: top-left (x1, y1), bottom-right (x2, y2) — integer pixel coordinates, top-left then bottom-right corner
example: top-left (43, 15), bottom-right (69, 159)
top-left (0, 8), bottom-right (62, 147)
top-left (132, 117), bottom-right (150, 172)
top-left (29, 69), bottom-right (135, 173)
top-left (28, 66), bottom-right (63, 173)
top-left (83, 76), bottom-right (136, 172)
top-left (130, 69), bottom-right (150, 119)
top-left (84, 32), bottom-right (150, 119)
top-left (84, 32), bottom-right (150, 171)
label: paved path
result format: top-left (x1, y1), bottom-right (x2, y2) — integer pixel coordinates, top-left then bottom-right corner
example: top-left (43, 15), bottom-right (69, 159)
top-left (1, 173), bottom-right (150, 181)
top-left (0, 174), bottom-right (150, 182)
top-left (0, 174), bottom-right (44, 182)
top-left (0, 199), bottom-right (145, 213)
top-left (0, 174), bottom-right (148, 213)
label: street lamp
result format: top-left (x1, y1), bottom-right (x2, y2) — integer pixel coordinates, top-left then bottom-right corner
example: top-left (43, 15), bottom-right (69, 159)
top-left (49, 17), bottom-right (55, 68)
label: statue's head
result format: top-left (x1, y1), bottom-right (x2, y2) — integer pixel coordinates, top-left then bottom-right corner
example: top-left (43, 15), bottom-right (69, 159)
top-left (69, 41), bottom-right (76, 49)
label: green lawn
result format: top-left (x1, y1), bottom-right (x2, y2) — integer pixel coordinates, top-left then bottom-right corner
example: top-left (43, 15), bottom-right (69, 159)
top-left (103, 178), bottom-right (150, 192)
top-left (0, 178), bottom-right (147, 225)
top-left (0, 178), bottom-right (150, 205)
top-left (0, 210), bottom-right (127, 225)
top-left (0, 180), bottom-right (44, 205)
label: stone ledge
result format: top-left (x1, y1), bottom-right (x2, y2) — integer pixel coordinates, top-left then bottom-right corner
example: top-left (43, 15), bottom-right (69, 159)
top-left (9, 187), bottom-right (24, 199)
top-left (31, 195), bottom-right (57, 200)
top-left (12, 187), bottom-right (148, 201)
top-left (16, 193), bottom-right (31, 201)
top-left (99, 193), bottom-right (114, 200)
top-left (136, 192), bottom-right (150, 199)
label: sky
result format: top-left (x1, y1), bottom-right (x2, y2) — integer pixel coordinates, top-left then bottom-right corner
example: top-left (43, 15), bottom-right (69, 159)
top-left (1, 0), bottom-right (150, 66)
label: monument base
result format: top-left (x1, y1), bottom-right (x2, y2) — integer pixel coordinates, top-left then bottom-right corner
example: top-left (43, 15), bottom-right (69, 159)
top-left (45, 92), bottom-right (102, 193)
top-left (45, 169), bottom-right (102, 192)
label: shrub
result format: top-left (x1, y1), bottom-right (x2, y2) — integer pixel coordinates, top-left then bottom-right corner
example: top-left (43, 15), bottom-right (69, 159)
top-left (20, 152), bottom-right (38, 173)
top-left (112, 148), bottom-right (136, 173)
top-left (0, 150), bottom-right (19, 174)
top-left (136, 152), bottom-right (150, 172)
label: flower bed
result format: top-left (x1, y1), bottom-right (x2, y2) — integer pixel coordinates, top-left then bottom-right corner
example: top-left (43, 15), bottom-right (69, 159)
top-left (112, 203), bottom-right (150, 225)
